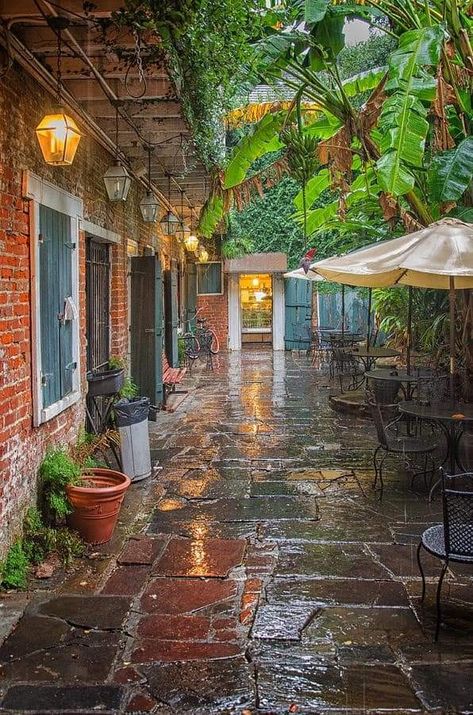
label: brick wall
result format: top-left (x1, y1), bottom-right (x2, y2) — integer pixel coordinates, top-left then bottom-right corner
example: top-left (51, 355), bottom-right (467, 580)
top-left (196, 274), bottom-right (229, 350)
top-left (0, 61), bottom-right (184, 556)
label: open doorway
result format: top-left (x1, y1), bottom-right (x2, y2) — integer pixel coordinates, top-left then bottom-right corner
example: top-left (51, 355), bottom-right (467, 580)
top-left (240, 274), bottom-right (273, 346)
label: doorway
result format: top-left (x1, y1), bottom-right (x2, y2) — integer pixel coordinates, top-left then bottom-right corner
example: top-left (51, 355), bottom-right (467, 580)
top-left (240, 274), bottom-right (273, 346)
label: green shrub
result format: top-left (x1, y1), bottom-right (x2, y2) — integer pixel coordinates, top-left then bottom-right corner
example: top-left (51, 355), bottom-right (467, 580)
top-left (1, 542), bottom-right (29, 589)
top-left (119, 376), bottom-right (139, 399)
top-left (39, 449), bottom-right (81, 525)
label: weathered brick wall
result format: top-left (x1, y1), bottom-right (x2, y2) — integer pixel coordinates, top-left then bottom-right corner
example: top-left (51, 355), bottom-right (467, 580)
top-left (196, 274), bottom-right (229, 350)
top-left (0, 61), bottom-right (183, 556)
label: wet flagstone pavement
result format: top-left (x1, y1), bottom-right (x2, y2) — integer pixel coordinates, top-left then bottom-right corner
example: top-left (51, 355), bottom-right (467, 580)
top-left (2, 350), bottom-right (473, 713)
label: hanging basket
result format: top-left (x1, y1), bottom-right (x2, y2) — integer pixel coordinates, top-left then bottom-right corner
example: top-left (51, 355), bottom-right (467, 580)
top-left (87, 367), bottom-right (125, 396)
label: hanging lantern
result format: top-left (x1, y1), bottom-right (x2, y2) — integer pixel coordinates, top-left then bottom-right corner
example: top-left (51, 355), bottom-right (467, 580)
top-left (185, 233), bottom-right (199, 252)
top-left (104, 162), bottom-right (131, 202)
top-left (140, 145), bottom-right (160, 222)
top-left (140, 191), bottom-right (160, 222)
top-left (160, 210), bottom-right (180, 235)
top-left (176, 223), bottom-right (191, 241)
top-left (36, 111), bottom-right (81, 166)
top-left (103, 108), bottom-right (131, 202)
top-left (36, 18), bottom-right (81, 166)
top-left (198, 246), bottom-right (209, 263)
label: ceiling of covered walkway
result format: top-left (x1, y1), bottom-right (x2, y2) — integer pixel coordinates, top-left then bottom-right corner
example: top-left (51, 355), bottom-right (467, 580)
top-left (0, 0), bottom-right (209, 224)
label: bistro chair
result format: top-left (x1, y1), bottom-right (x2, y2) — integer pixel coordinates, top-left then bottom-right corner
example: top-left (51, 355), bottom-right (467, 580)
top-left (331, 347), bottom-right (364, 392)
top-left (416, 374), bottom-right (451, 404)
top-left (366, 376), bottom-right (401, 405)
top-left (417, 469), bottom-right (473, 641)
top-left (370, 402), bottom-right (438, 495)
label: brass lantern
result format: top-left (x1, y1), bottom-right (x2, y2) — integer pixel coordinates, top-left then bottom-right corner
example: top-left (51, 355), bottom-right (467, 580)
top-left (104, 108), bottom-right (131, 202)
top-left (198, 246), bottom-right (209, 263)
top-left (36, 111), bottom-right (81, 166)
top-left (185, 233), bottom-right (199, 252)
top-left (35, 17), bottom-right (81, 166)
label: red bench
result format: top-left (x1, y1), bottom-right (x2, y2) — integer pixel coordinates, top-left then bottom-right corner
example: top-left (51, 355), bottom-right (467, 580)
top-left (162, 353), bottom-right (187, 407)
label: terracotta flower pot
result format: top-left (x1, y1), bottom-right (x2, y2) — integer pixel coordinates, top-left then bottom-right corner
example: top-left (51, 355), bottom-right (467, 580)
top-left (66, 468), bottom-right (131, 545)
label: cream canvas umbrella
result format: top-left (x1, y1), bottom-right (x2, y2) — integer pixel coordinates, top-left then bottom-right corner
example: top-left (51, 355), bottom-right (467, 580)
top-left (310, 218), bottom-right (473, 389)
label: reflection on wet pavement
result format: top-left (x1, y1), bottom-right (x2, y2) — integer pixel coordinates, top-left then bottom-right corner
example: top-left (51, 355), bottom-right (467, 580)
top-left (1, 350), bottom-right (473, 713)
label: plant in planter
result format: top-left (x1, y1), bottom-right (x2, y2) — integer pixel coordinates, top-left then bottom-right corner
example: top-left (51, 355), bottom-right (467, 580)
top-left (39, 434), bottom-right (131, 545)
top-left (108, 356), bottom-right (139, 399)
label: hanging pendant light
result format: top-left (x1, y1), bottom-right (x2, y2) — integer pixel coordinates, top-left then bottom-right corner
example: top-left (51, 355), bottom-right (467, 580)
top-left (184, 206), bottom-right (199, 252)
top-left (104, 107), bottom-right (131, 202)
top-left (160, 174), bottom-right (180, 235)
top-left (140, 145), bottom-right (160, 222)
top-left (36, 17), bottom-right (81, 165)
top-left (198, 245), bottom-right (209, 263)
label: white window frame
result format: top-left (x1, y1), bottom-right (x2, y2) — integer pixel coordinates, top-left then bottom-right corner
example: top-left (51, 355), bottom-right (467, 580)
top-left (196, 261), bottom-right (224, 296)
top-left (24, 172), bottom-right (83, 426)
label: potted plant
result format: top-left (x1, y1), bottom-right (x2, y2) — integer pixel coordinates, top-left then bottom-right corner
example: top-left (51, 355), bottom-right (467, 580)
top-left (40, 433), bottom-right (131, 545)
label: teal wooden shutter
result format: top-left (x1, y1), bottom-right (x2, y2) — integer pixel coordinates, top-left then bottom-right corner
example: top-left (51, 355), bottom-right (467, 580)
top-left (197, 263), bottom-right (222, 294)
top-left (284, 277), bottom-right (312, 349)
top-left (185, 261), bottom-right (197, 330)
top-left (39, 205), bottom-right (74, 408)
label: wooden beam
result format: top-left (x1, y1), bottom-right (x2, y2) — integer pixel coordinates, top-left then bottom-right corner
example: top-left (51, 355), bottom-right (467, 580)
top-left (65, 77), bottom-right (176, 101)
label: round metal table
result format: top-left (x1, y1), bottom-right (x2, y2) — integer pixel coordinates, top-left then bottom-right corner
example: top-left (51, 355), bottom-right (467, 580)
top-left (346, 346), bottom-right (401, 371)
top-left (398, 400), bottom-right (473, 474)
top-left (365, 368), bottom-right (421, 400)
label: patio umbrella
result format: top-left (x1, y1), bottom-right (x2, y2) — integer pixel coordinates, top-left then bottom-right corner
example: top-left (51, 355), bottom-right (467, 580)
top-left (309, 218), bottom-right (473, 390)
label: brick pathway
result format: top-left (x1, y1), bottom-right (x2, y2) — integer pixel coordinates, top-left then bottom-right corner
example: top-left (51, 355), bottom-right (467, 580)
top-left (1, 350), bottom-right (473, 713)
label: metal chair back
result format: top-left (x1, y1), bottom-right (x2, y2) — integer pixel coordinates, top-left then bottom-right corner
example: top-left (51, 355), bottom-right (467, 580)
top-left (417, 374), bottom-right (450, 403)
top-left (368, 378), bottom-right (400, 405)
top-left (441, 470), bottom-right (473, 558)
top-left (370, 402), bottom-right (390, 448)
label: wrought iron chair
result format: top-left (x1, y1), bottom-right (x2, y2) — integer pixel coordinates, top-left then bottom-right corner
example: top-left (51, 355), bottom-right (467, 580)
top-left (331, 347), bottom-right (364, 392)
top-left (370, 402), bottom-right (438, 495)
top-left (416, 374), bottom-right (451, 403)
top-left (366, 377), bottom-right (401, 405)
top-left (417, 469), bottom-right (473, 640)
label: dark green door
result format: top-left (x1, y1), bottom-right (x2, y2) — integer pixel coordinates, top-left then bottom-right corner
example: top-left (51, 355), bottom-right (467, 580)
top-left (185, 261), bottom-right (197, 332)
top-left (130, 256), bottom-right (163, 407)
top-left (284, 277), bottom-right (312, 349)
top-left (164, 260), bottom-right (179, 367)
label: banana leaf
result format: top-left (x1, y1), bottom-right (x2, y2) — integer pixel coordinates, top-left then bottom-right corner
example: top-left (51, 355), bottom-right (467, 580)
top-left (293, 169), bottom-right (330, 211)
top-left (198, 195), bottom-right (225, 239)
top-left (375, 25), bottom-right (444, 196)
top-left (342, 67), bottom-right (387, 98)
top-left (429, 137), bottom-right (473, 202)
top-left (223, 113), bottom-right (284, 189)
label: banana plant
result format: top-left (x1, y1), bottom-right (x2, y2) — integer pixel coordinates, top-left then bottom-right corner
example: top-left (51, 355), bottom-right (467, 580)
top-left (197, 0), bottom-right (473, 238)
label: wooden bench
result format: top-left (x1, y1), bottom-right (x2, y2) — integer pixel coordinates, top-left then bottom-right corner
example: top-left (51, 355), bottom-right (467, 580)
top-left (162, 353), bottom-right (187, 407)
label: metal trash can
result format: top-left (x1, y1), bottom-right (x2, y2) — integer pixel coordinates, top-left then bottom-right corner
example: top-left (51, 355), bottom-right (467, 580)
top-left (114, 397), bottom-right (151, 482)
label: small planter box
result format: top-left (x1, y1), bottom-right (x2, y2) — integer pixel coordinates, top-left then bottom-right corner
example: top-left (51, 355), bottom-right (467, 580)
top-left (87, 367), bottom-right (124, 397)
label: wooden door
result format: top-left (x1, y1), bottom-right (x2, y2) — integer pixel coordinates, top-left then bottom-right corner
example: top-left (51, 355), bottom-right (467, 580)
top-left (164, 260), bottom-right (179, 367)
top-left (130, 255), bottom-right (163, 407)
top-left (284, 277), bottom-right (312, 350)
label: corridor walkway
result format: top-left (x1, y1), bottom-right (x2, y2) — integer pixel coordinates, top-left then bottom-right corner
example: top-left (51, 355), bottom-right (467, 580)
top-left (1, 350), bottom-right (473, 713)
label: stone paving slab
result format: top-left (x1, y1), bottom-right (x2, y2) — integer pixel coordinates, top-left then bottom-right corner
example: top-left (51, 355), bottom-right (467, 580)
top-left (2, 351), bottom-right (473, 713)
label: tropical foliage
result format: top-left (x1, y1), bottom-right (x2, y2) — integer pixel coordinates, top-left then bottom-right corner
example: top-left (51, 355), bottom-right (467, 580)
top-left (198, 0), bottom-right (472, 238)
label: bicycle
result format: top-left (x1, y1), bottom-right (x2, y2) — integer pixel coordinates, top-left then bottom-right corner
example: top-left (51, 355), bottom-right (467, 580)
top-left (184, 308), bottom-right (220, 355)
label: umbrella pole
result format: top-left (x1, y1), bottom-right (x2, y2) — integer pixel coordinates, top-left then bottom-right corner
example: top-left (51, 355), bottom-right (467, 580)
top-left (341, 285), bottom-right (345, 339)
top-left (449, 276), bottom-right (455, 399)
top-left (366, 288), bottom-right (372, 350)
top-left (407, 286), bottom-right (412, 375)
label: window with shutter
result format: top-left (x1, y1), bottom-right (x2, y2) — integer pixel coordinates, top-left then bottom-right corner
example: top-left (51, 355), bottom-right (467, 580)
top-left (39, 205), bottom-right (76, 409)
top-left (196, 262), bottom-right (223, 295)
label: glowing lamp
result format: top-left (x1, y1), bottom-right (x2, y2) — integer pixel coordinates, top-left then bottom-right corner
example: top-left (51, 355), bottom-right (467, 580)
top-left (185, 233), bottom-right (199, 252)
top-left (103, 162), bottom-right (132, 202)
top-left (198, 247), bottom-right (209, 263)
top-left (35, 112), bottom-right (81, 165)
